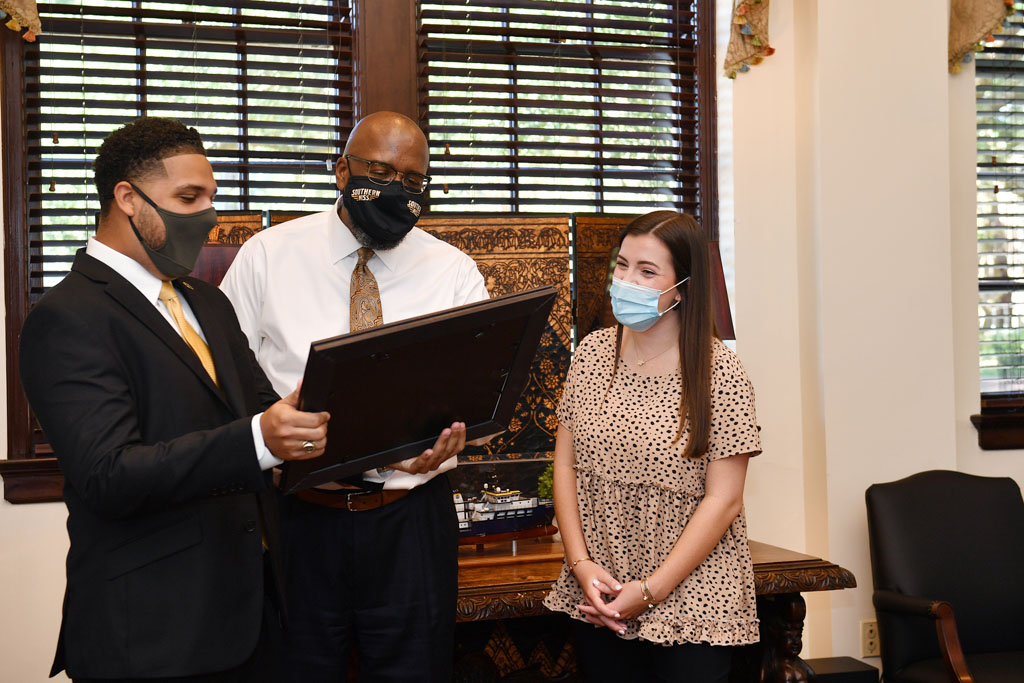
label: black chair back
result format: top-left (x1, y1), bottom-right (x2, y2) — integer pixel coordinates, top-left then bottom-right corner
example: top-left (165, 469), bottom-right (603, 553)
top-left (865, 470), bottom-right (1024, 676)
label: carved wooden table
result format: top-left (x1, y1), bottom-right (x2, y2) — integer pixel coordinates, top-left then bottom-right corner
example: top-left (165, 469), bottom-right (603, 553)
top-left (456, 539), bottom-right (856, 682)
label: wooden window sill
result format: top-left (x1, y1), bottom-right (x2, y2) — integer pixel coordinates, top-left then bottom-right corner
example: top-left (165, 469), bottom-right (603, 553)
top-left (0, 458), bottom-right (63, 503)
top-left (970, 413), bottom-right (1024, 450)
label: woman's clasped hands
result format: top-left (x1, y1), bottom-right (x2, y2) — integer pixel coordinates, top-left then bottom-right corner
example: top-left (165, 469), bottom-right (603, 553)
top-left (573, 561), bottom-right (659, 635)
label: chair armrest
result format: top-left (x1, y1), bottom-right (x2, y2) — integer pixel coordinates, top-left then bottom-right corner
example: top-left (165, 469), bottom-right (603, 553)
top-left (872, 589), bottom-right (942, 617)
top-left (872, 590), bottom-right (974, 683)
top-left (933, 601), bottom-right (974, 683)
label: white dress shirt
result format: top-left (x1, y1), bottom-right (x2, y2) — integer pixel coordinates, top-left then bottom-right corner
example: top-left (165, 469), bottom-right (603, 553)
top-left (86, 237), bottom-right (281, 471)
top-left (220, 199), bottom-right (489, 490)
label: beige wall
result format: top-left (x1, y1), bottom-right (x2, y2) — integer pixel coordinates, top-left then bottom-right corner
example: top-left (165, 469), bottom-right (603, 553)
top-left (0, 502), bottom-right (69, 681)
top-left (0, 117), bottom-right (71, 680)
top-left (733, 0), bottom-right (1024, 665)
top-left (3, 1), bottom-right (1024, 679)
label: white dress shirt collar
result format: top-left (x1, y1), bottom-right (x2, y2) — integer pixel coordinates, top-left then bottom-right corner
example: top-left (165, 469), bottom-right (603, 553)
top-left (86, 236), bottom-right (280, 471)
top-left (326, 198), bottom-right (402, 274)
top-left (86, 236), bottom-right (165, 305)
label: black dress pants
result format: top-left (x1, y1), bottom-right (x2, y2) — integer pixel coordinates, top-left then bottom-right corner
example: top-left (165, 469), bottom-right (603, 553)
top-left (75, 558), bottom-right (281, 683)
top-left (573, 621), bottom-right (733, 683)
top-left (279, 475), bottom-right (458, 683)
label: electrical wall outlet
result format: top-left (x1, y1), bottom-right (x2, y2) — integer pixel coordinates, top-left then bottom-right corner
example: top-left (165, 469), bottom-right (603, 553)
top-left (861, 619), bottom-right (880, 658)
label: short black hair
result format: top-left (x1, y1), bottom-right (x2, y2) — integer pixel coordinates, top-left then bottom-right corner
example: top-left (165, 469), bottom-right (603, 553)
top-left (94, 117), bottom-right (206, 216)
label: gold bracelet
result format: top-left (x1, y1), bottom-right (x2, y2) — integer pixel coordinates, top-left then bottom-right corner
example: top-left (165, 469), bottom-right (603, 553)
top-left (570, 556), bottom-right (593, 570)
top-left (640, 577), bottom-right (660, 606)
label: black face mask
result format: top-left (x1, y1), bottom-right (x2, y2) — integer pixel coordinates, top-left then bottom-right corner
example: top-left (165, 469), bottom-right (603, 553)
top-left (342, 176), bottom-right (423, 248)
top-left (128, 183), bottom-right (218, 279)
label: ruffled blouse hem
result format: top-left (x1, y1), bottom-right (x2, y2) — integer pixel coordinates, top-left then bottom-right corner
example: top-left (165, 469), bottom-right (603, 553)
top-left (574, 464), bottom-right (703, 499)
top-left (543, 591), bottom-right (760, 647)
top-left (637, 616), bottom-right (760, 647)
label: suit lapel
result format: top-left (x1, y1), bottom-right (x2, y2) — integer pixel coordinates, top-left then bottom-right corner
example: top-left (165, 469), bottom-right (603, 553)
top-left (177, 278), bottom-right (247, 418)
top-left (73, 252), bottom-right (232, 411)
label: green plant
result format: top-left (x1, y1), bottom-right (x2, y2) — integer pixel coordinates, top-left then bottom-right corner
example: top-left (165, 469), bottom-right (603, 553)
top-left (537, 463), bottom-right (554, 500)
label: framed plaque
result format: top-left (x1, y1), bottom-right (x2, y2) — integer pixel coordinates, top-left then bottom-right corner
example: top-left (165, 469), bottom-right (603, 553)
top-left (280, 286), bottom-right (557, 493)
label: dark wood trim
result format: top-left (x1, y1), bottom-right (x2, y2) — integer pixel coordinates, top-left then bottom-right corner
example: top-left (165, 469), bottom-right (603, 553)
top-left (1, 30), bottom-right (37, 480)
top-left (969, 413), bottom-right (1024, 450)
top-left (1, 29), bottom-right (77, 505)
top-left (457, 580), bottom-right (552, 622)
top-left (709, 240), bottom-right (735, 340)
top-left (236, 29), bottom-right (251, 206)
top-left (351, 0), bottom-right (417, 120)
top-left (753, 556), bottom-right (858, 595)
top-left (459, 524), bottom-right (557, 548)
top-left (696, 0), bottom-right (719, 239)
top-left (933, 601), bottom-right (974, 683)
top-left (971, 394), bottom-right (1024, 449)
top-left (0, 458), bottom-right (64, 504)
top-left (980, 394), bottom-right (1024, 411)
top-left (873, 592), bottom-right (974, 682)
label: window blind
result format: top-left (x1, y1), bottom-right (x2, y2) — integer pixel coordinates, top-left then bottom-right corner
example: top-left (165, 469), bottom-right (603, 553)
top-left (977, 3), bottom-right (1024, 395)
top-left (26, 0), bottom-right (353, 300)
top-left (417, 0), bottom-right (712, 219)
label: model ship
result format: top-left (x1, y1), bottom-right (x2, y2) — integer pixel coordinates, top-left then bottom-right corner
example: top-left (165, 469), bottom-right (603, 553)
top-left (454, 483), bottom-right (555, 541)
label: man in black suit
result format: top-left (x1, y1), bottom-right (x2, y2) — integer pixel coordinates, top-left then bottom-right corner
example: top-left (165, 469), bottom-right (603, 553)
top-left (18, 117), bottom-right (330, 682)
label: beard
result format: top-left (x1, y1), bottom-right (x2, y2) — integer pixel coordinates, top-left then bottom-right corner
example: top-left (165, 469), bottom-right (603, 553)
top-left (132, 207), bottom-right (167, 250)
top-left (347, 215), bottom-right (409, 251)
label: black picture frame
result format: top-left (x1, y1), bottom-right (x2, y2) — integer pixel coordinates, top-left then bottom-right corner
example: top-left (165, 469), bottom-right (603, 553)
top-left (281, 286), bottom-right (557, 493)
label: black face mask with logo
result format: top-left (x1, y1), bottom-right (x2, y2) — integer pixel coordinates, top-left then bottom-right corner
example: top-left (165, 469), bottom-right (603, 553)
top-left (128, 183), bottom-right (217, 279)
top-left (342, 175), bottom-right (423, 247)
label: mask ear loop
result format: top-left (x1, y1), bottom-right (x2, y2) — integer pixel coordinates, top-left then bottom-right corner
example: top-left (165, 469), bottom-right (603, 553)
top-left (657, 299), bottom-right (681, 317)
top-left (659, 276), bottom-right (690, 314)
top-left (660, 275), bottom-right (690, 294)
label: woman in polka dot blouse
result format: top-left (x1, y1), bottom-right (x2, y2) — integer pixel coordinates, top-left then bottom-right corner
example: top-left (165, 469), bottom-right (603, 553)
top-left (544, 210), bottom-right (762, 682)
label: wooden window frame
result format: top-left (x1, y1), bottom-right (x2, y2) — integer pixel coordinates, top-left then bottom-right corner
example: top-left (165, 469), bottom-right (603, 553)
top-left (971, 3), bottom-right (1024, 450)
top-left (0, 3), bottom-right (354, 502)
top-left (1, 0), bottom-right (719, 502)
top-left (0, 30), bottom-right (53, 503)
top-left (414, 0), bottom-right (719, 235)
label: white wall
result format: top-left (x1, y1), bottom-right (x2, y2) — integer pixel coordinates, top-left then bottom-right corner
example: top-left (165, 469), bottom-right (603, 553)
top-left (817, 0), bottom-right (959, 656)
top-left (731, 0), bottom-right (833, 657)
top-left (733, 0), bottom-right (1024, 664)
top-left (0, 503), bottom-right (70, 682)
top-left (0, 107), bottom-right (71, 681)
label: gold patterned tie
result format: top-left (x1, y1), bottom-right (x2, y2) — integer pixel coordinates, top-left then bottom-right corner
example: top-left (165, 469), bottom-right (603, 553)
top-left (158, 281), bottom-right (219, 387)
top-left (350, 247), bottom-right (384, 331)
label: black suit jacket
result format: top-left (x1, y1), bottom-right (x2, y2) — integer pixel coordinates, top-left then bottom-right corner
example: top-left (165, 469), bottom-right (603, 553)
top-left (19, 250), bottom-right (282, 679)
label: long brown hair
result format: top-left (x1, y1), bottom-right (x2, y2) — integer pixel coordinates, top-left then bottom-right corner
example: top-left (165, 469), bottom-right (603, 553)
top-left (606, 211), bottom-right (718, 459)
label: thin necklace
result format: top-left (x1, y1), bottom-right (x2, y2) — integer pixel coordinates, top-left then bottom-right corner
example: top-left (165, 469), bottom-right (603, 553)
top-left (632, 340), bottom-right (676, 367)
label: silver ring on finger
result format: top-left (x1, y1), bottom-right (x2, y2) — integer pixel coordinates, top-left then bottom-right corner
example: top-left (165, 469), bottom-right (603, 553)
top-left (302, 440), bottom-right (315, 454)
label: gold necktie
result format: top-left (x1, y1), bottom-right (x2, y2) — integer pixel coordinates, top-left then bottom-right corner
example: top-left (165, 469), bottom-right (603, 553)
top-left (158, 281), bottom-right (219, 387)
top-left (350, 247), bottom-right (383, 331)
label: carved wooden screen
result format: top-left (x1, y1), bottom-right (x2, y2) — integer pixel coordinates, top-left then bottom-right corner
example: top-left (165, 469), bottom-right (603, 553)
top-left (419, 217), bottom-right (571, 478)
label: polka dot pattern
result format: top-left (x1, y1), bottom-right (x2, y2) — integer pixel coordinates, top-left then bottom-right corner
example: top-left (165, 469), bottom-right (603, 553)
top-left (543, 326), bottom-right (762, 646)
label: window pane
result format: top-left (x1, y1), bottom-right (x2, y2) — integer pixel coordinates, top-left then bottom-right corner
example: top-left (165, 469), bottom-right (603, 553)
top-left (419, 0), bottom-right (706, 218)
top-left (27, 0), bottom-right (353, 298)
top-left (977, 3), bottom-right (1024, 395)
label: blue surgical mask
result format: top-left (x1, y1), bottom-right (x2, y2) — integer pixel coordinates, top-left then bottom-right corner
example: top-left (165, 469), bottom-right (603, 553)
top-left (610, 276), bottom-right (689, 332)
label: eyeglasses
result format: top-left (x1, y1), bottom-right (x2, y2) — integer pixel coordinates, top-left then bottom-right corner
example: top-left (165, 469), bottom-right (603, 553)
top-left (344, 155), bottom-right (431, 194)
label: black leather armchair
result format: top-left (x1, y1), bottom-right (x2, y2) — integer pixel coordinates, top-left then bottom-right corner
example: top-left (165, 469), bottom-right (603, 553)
top-left (865, 470), bottom-right (1024, 682)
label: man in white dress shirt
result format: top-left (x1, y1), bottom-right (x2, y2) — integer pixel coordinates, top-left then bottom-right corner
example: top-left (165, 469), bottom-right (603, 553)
top-left (221, 111), bottom-right (489, 682)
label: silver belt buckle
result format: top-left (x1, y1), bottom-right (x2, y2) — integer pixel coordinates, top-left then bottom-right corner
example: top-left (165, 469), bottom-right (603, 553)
top-left (345, 490), bottom-right (380, 511)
